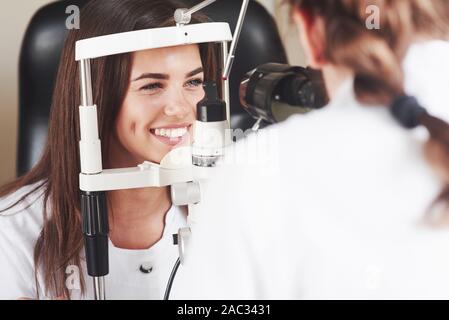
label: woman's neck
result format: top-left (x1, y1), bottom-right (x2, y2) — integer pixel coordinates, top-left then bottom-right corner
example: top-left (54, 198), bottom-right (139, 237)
top-left (106, 136), bottom-right (173, 250)
top-left (107, 186), bottom-right (172, 250)
top-left (322, 64), bottom-right (353, 100)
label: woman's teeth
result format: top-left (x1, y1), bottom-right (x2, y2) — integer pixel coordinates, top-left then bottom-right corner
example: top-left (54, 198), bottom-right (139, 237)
top-left (153, 127), bottom-right (188, 138)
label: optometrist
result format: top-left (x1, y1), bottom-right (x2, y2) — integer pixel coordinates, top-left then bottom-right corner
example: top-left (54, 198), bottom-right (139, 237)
top-left (172, 0), bottom-right (449, 299)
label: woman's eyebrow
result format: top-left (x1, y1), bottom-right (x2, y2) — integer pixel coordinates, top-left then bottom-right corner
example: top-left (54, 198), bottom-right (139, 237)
top-left (186, 67), bottom-right (204, 78)
top-left (132, 67), bottom-right (204, 82)
top-left (132, 73), bottom-right (168, 81)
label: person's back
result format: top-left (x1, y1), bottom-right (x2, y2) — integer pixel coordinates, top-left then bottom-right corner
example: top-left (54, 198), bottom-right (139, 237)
top-left (271, 77), bottom-right (449, 299)
top-left (173, 74), bottom-right (448, 299)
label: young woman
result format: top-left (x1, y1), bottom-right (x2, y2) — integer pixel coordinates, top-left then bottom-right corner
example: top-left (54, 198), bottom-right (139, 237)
top-left (0, 0), bottom-right (219, 299)
top-left (172, 0), bottom-right (449, 299)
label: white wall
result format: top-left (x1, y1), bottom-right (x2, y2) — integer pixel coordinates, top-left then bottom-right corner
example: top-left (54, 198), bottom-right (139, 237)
top-left (0, 0), bottom-right (305, 185)
top-left (257, 0), bottom-right (306, 66)
top-left (0, 0), bottom-right (53, 185)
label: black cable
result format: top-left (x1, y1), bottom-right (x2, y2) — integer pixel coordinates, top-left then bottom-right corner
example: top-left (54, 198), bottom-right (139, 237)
top-left (163, 257), bottom-right (181, 300)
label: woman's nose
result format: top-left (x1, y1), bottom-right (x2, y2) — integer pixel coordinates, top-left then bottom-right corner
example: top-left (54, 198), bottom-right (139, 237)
top-left (163, 92), bottom-right (192, 119)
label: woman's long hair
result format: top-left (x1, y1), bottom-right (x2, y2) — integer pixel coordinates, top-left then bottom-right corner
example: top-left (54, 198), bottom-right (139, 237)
top-left (287, 0), bottom-right (449, 217)
top-left (0, 0), bottom-right (219, 299)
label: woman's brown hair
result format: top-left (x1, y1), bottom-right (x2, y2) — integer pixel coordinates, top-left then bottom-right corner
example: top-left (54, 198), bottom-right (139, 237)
top-left (287, 0), bottom-right (449, 216)
top-left (0, 0), bottom-right (219, 299)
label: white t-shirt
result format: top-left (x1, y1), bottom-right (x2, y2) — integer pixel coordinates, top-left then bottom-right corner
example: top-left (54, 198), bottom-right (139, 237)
top-left (404, 40), bottom-right (449, 122)
top-left (171, 40), bottom-right (449, 299)
top-left (0, 182), bottom-right (187, 300)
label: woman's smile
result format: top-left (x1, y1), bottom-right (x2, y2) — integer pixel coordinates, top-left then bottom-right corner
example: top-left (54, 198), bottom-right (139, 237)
top-left (149, 124), bottom-right (193, 146)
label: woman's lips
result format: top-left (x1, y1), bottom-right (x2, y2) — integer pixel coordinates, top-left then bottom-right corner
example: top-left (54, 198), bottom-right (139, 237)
top-left (149, 125), bottom-right (192, 147)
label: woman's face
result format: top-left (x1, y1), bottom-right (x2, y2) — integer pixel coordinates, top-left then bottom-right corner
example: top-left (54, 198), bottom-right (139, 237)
top-left (111, 44), bottom-right (204, 167)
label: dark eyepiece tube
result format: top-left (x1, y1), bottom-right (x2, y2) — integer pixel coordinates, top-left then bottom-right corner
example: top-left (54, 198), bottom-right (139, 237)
top-left (239, 63), bottom-right (329, 124)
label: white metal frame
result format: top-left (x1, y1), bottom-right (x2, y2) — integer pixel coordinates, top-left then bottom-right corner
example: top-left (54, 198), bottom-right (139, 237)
top-left (76, 22), bottom-right (231, 60)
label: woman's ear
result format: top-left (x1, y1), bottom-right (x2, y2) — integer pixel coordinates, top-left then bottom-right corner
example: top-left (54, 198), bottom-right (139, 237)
top-left (292, 7), bottom-right (327, 68)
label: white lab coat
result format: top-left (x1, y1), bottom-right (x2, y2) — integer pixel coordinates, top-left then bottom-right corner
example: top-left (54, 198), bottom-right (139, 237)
top-left (171, 40), bottom-right (449, 299)
top-left (0, 182), bottom-right (186, 300)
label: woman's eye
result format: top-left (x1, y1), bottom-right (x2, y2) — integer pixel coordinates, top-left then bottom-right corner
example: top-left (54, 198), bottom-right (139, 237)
top-left (140, 82), bottom-right (163, 92)
top-left (185, 78), bottom-right (203, 88)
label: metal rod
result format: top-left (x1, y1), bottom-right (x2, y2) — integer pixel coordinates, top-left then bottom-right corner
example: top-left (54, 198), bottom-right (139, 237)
top-left (251, 117), bottom-right (263, 132)
top-left (222, 0), bottom-right (250, 79)
top-left (221, 41), bottom-right (231, 125)
top-left (80, 60), bottom-right (106, 301)
top-left (93, 276), bottom-right (106, 300)
top-left (79, 59), bottom-right (93, 107)
top-left (186, 0), bottom-right (217, 15)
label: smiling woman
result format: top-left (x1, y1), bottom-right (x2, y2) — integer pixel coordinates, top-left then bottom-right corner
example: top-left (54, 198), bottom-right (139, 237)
top-left (112, 45), bottom-right (205, 167)
top-left (0, 0), bottom-right (219, 300)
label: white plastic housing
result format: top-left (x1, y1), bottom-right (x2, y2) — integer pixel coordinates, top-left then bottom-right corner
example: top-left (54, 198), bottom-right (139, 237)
top-left (171, 181), bottom-right (201, 206)
top-left (79, 147), bottom-right (194, 191)
top-left (192, 120), bottom-right (229, 157)
top-left (79, 165), bottom-right (194, 192)
top-left (79, 105), bottom-right (102, 174)
top-left (75, 22), bottom-right (232, 61)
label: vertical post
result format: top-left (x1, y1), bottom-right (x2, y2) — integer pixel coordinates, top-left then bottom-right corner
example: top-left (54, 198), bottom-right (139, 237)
top-left (222, 0), bottom-right (250, 80)
top-left (79, 59), bottom-right (108, 301)
top-left (94, 277), bottom-right (106, 301)
top-left (78, 59), bottom-right (102, 175)
top-left (221, 41), bottom-right (231, 127)
top-left (79, 59), bottom-right (93, 107)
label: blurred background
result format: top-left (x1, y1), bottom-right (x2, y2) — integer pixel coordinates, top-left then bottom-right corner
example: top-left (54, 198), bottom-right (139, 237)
top-left (0, 0), bottom-right (305, 185)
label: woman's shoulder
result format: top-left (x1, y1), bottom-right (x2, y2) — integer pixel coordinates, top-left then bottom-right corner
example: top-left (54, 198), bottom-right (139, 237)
top-left (406, 39), bottom-right (449, 61)
top-left (404, 39), bottom-right (449, 72)
top-left (404, 40), bottom-right (449, 121)
top-left (0, 181), bottom-right (46, 247)
top-left (0, 181), bottom-right (47, 299)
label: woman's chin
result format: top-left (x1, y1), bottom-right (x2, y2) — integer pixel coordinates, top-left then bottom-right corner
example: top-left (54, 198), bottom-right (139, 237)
top-left (141, 147), bottom-right (174, 165)
top-left (140, 131), bottom-right (193, 165)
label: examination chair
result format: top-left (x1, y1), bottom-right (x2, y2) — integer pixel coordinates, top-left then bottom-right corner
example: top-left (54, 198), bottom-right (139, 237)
top-left (17, 0), bottom-right (288, 176)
